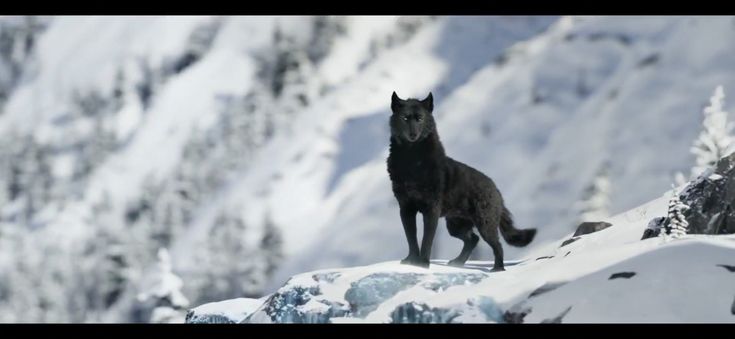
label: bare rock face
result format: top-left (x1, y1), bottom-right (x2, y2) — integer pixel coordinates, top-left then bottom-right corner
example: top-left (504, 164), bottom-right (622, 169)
top-left (560, 237), bottom-right (580, 247)
top-left (641, 217), bottom-right (665, 240)
top-left (642, 153), bottom-right (735, 240)
top-left (573, 221), bottom-right (613, 237)
top-left (677, 152), bottom-right (735, 235)
top-left (560, 221), bottom-right (612, 248)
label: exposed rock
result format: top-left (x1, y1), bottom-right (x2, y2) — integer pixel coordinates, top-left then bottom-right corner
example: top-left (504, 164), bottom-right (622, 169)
top-left (677, 152), bottom-right (735, 235)
top-left (642, 217), bottom-right (665, 240)
top-left (344, 273), bottom-right (420, 317)
top-left (540, 306), bottom-right (572, 323)
top-left (573, 221), bottom-right (612, 237)
top-left (253, 285), bottom-right (349, 323)
top-left (717, 264), bottom-right (735, 273)
top-left (185, 312), bottom-right (236, 324)
top-left (185, 298), bottom-right (264, 324)
top-left (312, 272), bottom-right (341, 283)
top-left (420, 273), bottom-right (486, 292)
top-left (609, 272), bottom-right (636, 280)
top-left (560, 237), bottom-right (580, 247)
top-left (502, 301), bottom-right (531, 324)
top-left (237, 265), bottom-right (496, 323)
top-left (390, 302), bottom-right (460, 323)
top-left (473, 296), bottom-right (505, 323)
top-left (528, 281), bottom-right (568, 298)
top-left (641, 153), bottom-right (735, 240)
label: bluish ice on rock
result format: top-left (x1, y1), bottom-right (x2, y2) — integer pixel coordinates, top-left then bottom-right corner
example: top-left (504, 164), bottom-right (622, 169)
top-left (185, 312), bottom-right (237, 324)
top-left (390, 302), bottom-right (461, 323)
top-left (344, 273), bottom-right (421, 317)
top-left (475, 296), bottom-right (505, 322)
top-left (421, 273), bottom-right (487, 291)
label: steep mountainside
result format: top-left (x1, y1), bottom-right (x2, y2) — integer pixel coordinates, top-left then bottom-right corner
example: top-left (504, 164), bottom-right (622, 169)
top-left (1, 16), bottom-right (735, 322)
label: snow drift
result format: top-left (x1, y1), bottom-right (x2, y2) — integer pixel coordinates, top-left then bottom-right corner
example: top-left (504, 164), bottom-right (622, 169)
top-left (187, 154), bottom-right (735, 323)
top-left (3, 16), bottom-right (735, 322)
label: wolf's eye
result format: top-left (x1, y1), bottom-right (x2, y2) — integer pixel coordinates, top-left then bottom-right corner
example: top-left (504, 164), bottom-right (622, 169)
top-left (417, 117), bottom-right (423, 122)
top-left (402, 116), bottom-right (409, 121)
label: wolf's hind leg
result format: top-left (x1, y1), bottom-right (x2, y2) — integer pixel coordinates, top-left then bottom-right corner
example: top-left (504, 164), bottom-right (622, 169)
top-left (446, 217), bottom-right (479, 267)
top-left (476, 217), bottom-right (505, 272)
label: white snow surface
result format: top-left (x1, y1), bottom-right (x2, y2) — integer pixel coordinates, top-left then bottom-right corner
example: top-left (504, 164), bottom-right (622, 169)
top-left (193, 191), bottom-right (735, 323)
top-left (268, 16), bottom-right (735, 289)
top-left (188, 297), bottom-right (266, 324)
top-left (3, 16), bottom-right (735, 322)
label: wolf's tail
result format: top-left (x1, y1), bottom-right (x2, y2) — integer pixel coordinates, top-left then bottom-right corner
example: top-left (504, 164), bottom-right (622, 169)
top-left (499, 206), bottom-right (536, 247)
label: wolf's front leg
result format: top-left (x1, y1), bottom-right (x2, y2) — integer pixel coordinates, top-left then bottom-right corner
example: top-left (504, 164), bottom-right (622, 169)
top-left (399, 207), bottom-right (421, 265)
top-left (418, 207), bottom-right (440, 268)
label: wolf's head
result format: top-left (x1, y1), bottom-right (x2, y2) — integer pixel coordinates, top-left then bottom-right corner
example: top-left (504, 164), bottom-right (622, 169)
top-left (390, 91), bottom-right (435, 143)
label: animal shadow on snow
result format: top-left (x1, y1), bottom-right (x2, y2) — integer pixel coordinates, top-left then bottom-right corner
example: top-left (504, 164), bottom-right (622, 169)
top-left (430, 259), bottom-right (525, 273)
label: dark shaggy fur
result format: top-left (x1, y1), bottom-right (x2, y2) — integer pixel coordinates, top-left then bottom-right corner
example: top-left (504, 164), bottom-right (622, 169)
top-left (386, 91), bottom-right (536, 271)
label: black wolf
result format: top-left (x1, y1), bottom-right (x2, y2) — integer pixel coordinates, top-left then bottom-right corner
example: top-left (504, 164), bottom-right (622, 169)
top-left (386, 91), bottom-right (536, 271)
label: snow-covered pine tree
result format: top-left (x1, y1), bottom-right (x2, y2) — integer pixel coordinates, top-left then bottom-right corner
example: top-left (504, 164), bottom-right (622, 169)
top-left (0, 17), bottom-right (47, 110)
top-left (166, 18), bottom-right (222, 76)
top-left (81, 194), bottom-right (131, 311)
top-left (666, 186), bottom-right (689, 239)
top-left (193, 209), bottom-right (262, 302)
top-left (575, 163), bottom-right (611, 224)
top-left (690, 85), bottom-right (734, 179)
top-left (111, 67), bottom-right (126, 112)
top-left (151, 174), bottom-right (196, 249)
top-left (269, 23), bottom-right (319, 119)
top-left (0, 173), bottom-right (7, 210)
top-left (306, 16), bottom-right (347, 64)
top-left (260, 212), bottom-right (284, 279)
top-left (367, 17), bottom-right (433, 62)
top-left (135, 57), bottom-right (158, 110)
top-left (137, 248), bottom-right (190, 323)
top-left (6, 134), bottom-right (54, 222)
top-left (69, 88), bottom-right (120, 187)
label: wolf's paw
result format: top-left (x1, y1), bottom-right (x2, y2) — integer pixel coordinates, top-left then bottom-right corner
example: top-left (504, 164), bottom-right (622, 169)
top-left (447, 258), bottom-right (466, 267)
top-left (400, 255), bottom-right (419, 265)
top-left (490, 266), bottom-right (505, 272)
top-left (414, 258), bottom-right (430, 268)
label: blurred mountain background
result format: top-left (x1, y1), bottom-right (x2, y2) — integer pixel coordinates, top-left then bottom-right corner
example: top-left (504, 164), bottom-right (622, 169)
top-left (0, 16), bottom-right (734, 322)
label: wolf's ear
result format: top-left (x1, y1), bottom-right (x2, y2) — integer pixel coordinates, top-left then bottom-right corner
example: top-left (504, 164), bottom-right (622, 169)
top-left (421, 92), bottom-right (433, 112)
top-left (391, 91), bottom-right (402, 112)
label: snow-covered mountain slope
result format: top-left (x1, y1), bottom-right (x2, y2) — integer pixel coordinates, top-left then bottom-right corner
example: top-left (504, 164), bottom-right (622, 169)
top-left (2, 16), bottom-right (735, 323)
top-left (269, 16), bottom-right (735, 289)
top-left (186, 182), bottom-right (735, 323)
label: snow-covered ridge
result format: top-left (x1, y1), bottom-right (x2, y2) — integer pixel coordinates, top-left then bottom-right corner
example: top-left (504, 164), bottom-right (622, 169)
top-left (3, 16), bottom-right (735, 323)
top-left (188, 238), bottom-right (735, 323)
top-left (187, 154), bottom-right (735, 323)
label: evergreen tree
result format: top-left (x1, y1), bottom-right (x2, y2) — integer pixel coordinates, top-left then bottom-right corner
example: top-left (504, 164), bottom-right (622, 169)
top-left (194, 209), bottom-right (261, 302)
top-left (137, 248), bottom-right (190, 323)
top-left (270, 24), bottom-right (318, 117)
top-left (260, 212), bottom-right (283, 279)
top-left (164, 19), bottom-right (222, 76)
top-left (306, 16), bottom-right (347, 64)
top-left (7, 135), bottom-right (54, 222)
top-left (111, 67), bottom-right (127, 112)
top-left (135, 57), bottom-right (158, 110)
top-left (690, 85), bottom-right (734, 178)
top-left (82, 194), bottom-right (131, 311)
top-left (664, 186), bottom-right (689, 239)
